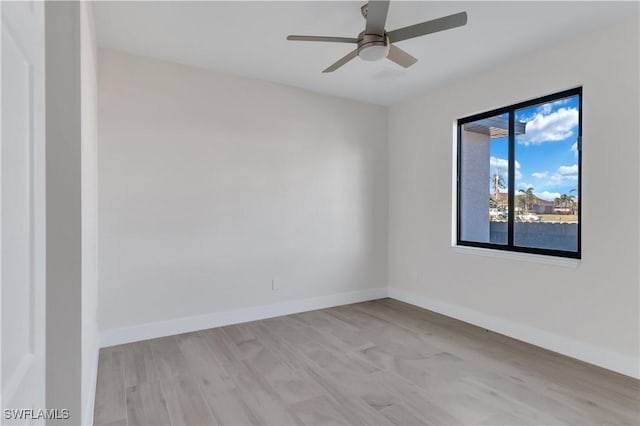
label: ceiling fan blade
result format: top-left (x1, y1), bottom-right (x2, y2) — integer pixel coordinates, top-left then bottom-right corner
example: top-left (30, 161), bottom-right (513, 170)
top-left (387, 44), bottom-right (418, 68)
top-left (322, 49), bottom-right (358, 73)
top-left (387, 11), bottom-right (467, 43)
top-left (365, 0), bottom-right (390, 35)
top-left (287, 35), bottom-right (358, 44)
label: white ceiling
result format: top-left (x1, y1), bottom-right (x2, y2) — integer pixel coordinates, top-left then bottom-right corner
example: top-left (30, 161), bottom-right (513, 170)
top-left (93, 1), bottom-right (637, 106)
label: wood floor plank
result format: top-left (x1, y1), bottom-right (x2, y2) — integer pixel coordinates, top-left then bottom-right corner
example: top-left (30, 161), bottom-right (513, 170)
top-left (365, 370), bottom-right (463, 425)
top-left (94, 346), bottom-right (127, 426)
top-left (198, 327), bottom-right (244, 370)
top-left (200, 327), bottom-right (303, 425)
top-left (174, 331), bottom-right (236, 397)
top-left (125, 382), bottom-right (171, 426)
top-left (244, 322), bottom-right (314, 372)
top-left (202, 388), bottom-right (261, 426)
top-left (377, 401), bottom-right (432, 426)
top-left (95, 299), bottom-right (640, 425)
top-left (243, 321), bottom-right (394, 424)
top-left (224, 365), bottom-right (303, 426)
top-left (123, 341), bottom-right (159, 388)
top-left (243, 343), bottom-right (324, 405)
top-left (148, 336), bottom-right (193, 382)
top-left (288, 311), bottom-right (377, 354)
top-left (161, 374), bottom-right (218, 426)
top-left (365, 298), bottom-right (640, 423)
top-left (287, 395), bottom-right (351, 426)
top-left (301, 365), bottom-right (394, 426)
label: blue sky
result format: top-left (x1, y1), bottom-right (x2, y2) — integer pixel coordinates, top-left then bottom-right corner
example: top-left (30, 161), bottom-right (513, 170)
top-left (489, 95), bottom-right (579, 201)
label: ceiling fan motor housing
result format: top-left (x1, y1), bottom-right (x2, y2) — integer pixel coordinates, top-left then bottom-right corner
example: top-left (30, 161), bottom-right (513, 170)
top-left (357, 32), bottom-right (389, 61)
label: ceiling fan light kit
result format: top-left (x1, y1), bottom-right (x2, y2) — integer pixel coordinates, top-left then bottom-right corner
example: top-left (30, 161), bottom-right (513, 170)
top-left (286, 0), bottom-right (467, 73)
top-left (357, 33), bottom-right (389, 61)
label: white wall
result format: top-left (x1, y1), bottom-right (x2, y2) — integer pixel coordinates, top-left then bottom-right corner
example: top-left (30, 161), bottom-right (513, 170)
top-left (80, 2), bottom-right (100, 425)
top-left (388, 17), bottom-right (639, 377)
top-left (98, 50), bottom-right (388, 336)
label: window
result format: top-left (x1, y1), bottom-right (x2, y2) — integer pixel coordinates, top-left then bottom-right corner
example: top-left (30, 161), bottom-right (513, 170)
top-left (457, 88), bottom-right (581, 259)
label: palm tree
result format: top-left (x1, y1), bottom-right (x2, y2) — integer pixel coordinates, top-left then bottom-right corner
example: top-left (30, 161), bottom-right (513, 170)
top-left (491, 171), bottom-right (506, 209)
top-left (568, 188), bottom-right (577, 215)
top-left (569, 198), bottom-right (577, 215)
top-left (516, 194), bottom-right (526, 214)
top-left (518, 187), bottom-right (536, 212)
top-left (559, 193), bottom-right (569, 214)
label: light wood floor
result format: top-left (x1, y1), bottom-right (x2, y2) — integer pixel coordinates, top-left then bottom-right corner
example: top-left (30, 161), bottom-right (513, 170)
top-left (94, 298), bottom-right (640, 425)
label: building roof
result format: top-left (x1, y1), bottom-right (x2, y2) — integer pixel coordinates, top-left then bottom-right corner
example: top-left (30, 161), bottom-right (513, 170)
top-left (464, 116), bottom-right (526, 138)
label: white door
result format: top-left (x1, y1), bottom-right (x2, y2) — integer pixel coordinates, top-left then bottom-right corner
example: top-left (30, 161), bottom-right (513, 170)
top-left (0, 0), bottom-right (46, 424)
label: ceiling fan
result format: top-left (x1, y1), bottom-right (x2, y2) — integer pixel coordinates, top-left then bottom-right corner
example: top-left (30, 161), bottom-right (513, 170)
top-left (287, 0), bottom-right (467, 73)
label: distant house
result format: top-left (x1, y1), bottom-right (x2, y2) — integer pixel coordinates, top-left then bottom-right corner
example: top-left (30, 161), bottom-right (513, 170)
top-left (491, 192), bottom-right (556, 214)
top-left (553, 196), bottom-right (579, 214)
top-left (533, 198), bottom-right (555, 214)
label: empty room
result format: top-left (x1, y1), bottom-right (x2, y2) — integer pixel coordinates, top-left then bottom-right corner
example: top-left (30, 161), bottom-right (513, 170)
top-left (1, 1), bottom-right (639, 425)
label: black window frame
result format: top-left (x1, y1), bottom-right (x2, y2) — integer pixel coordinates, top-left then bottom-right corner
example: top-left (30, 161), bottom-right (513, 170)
top-left (456, 87), bottom-right (582, 259)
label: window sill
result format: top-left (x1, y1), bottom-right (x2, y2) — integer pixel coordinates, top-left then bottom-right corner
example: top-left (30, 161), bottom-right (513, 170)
top-left (452, 245), bottom-right (581, 268)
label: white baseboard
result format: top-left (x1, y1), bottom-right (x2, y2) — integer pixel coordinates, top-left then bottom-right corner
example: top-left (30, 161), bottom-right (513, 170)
top-left (388, 286), bottom-right (640, 379)
top-left (100, 287), bottom-right (388, 347)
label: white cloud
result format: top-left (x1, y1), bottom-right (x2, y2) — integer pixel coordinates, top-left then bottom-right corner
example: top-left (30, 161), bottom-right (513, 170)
top-left (518, 182), bottom-right (534, 190)
top-left (489, 156), bottom-right (508, 170)
top-left (537, 191), bottom-right (561, 201)
top-left (531, 171), bottom-right (548, 179)
top-left (547, 164), bottom-right (579, 186)
top-left (518, 107), bottom-right (579, 146)
top-left (520, 98), bottom-right (572, 123)
top-left (539, 103), bottom-right (553, 115)
top-left (557, 164), bottom-right (578, 175)
top-left (548, 174), bottom-right (578, 185)
top-left (571, 142), bottom-right (578, 157)
top-left (490, 156), bottom-right (522, 179)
